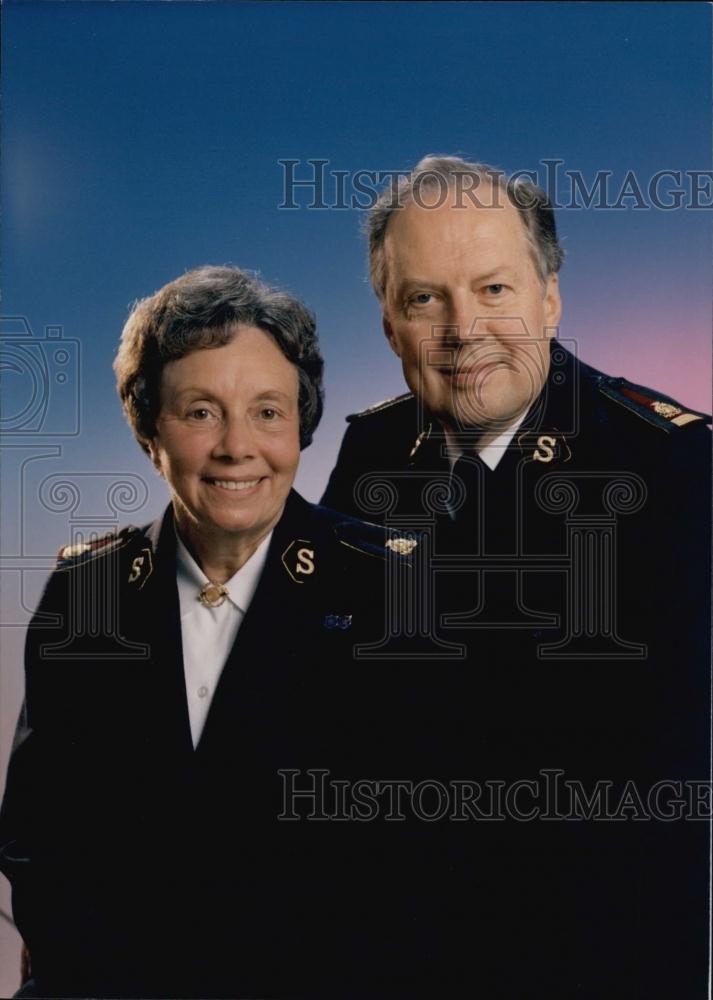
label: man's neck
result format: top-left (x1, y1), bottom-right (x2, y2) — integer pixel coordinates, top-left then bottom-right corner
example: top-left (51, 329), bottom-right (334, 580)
top-left (443, 410), bottom-right (529, 472)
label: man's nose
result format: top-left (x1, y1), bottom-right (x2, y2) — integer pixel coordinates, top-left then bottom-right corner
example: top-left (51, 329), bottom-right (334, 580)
top-left (212, 415), bottom-right (255, 460)
top-left (444, 293), bottom-right (482, 342)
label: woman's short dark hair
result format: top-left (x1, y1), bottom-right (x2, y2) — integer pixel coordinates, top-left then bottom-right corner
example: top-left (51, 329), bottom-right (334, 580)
top-left (114, 265), bottom-right (324, 451)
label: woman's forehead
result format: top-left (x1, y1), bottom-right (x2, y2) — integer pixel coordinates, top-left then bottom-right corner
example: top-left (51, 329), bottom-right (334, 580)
top-left (160, 328), bottom-right (298, 397)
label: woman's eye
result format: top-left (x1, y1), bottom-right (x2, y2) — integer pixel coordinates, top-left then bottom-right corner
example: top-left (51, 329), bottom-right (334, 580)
top-left (188, 407), bottom-right (213, 421)
top-left (260, 408), bottom-right (278, 420)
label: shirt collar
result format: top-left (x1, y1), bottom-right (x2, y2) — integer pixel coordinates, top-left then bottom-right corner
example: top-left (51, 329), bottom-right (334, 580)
top-left (175, 528), bottom-right (272, 615)
top-left (444, 409), bottom-right (529, 472)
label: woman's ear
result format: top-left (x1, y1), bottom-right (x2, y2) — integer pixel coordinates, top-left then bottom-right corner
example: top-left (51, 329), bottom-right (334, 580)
top-left (145, 438), bottom-right (162, 473)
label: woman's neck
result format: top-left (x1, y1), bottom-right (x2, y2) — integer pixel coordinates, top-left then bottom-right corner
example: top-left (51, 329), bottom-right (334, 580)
top-left (174, 513), bottom-right (273, 584)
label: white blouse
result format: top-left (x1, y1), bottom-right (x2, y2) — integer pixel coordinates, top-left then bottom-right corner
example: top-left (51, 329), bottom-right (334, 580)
top-left (175, 530), bottom-right (272, 748)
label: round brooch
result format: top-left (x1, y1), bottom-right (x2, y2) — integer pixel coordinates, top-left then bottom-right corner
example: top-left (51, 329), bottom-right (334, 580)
top-left (198, 582), bottom-right (229, 608)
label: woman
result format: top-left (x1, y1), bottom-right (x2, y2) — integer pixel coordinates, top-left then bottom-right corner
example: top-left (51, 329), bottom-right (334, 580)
top-left (0, 267), bottom-right (415, 999)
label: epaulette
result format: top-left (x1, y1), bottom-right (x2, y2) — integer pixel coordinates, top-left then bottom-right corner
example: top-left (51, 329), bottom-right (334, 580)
top-left (346, 392), bottom-right (414, 423)
top-left (56, 525), bottom-right (144, 569)
top-left (333, 516), bottom-right (418, 563)
top-left (597, 377), bottom-right (711, 433)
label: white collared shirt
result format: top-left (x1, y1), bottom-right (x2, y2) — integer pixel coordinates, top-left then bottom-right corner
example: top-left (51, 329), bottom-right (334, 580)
top-left (444, 410), bottom-right (528, 472)
top-left (176, 531), bottom-right (272, 748)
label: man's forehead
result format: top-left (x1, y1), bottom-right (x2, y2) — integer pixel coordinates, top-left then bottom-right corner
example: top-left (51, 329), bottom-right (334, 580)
top-left (384, 195), bottom-right (528, 271)
top-left (386, 189), bottom-right (524, 246)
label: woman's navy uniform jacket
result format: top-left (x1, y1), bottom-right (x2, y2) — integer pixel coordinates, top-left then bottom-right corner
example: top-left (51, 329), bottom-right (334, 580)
top-left (0, 490), bottom-right (433, 999)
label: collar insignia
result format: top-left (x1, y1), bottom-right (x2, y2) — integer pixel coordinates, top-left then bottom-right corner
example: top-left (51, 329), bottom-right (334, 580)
top-left (281, 539), bottom-right (316, 583)
top-left (127, 546), bottom-right (154, 588)
top-left (517, 430), bottom-right (572, 465)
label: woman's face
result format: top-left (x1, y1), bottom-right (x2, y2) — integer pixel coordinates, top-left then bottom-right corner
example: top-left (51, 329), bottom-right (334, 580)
top-left (149, 325), bottom-right (301, 554)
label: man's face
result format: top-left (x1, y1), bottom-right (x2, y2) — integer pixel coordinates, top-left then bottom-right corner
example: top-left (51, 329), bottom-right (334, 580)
top-left (381, 186), bottom-right (562, 435)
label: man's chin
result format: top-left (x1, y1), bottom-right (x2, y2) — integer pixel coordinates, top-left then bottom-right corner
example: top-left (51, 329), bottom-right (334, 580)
top-left (439, 401), bottom-right (524, 435)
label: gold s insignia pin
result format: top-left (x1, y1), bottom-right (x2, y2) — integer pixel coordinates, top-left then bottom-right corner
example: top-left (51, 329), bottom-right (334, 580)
top-left (281, 539), bottom-right (316, 583)
top-left (128, 556), bottom-right (144, 583)
top-left (652, 401), bottom-right (682, 419)
top-left (127, 547), bottom-right (153, 588)
top-left (295, 547), bottom-right (315, 575)
top-left (386, 537), bottom-right (418, 556)
top-left (533, 435), bottom-right (557, 463)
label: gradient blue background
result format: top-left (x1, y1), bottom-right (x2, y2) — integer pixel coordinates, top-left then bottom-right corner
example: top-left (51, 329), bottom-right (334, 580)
top-left (1, 1), bottom-right (711, 984)
top-left (4, 0), bottom-right (711, 512)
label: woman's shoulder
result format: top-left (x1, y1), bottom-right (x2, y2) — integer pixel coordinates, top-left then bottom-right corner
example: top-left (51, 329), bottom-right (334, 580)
top-left (52, 507), bottom-right (170, 583)
top-left (55, 524), bottom-right (149, 570)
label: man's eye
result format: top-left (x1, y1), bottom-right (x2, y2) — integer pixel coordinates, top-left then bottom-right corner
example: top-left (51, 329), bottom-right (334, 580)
top-left (260, 408), bottom-right (279, 420)
top-left (486, 284), bottom-right (505, 295)
top-left (409, 293), bottom-right (434, 306)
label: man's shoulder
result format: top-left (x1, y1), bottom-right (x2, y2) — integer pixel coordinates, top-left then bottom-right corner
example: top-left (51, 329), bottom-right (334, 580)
top-left (306, 497), bottom-right (419, 564)
top-left (336, 393), bottom-right (427, 470)
top-left (346, 391), bottom-right (416, 424)
top-left (576, 356), bottom-right (711, 439)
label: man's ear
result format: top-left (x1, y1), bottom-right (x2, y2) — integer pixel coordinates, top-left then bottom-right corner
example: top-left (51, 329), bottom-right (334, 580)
top-left (383, 315), bottom-right (401, 358)
top-left (544, 274), bottom-right (562, 334)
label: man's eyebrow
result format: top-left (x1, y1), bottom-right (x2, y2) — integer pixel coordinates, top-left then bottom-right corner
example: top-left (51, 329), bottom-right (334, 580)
top-left (472, 267), bottom-right (517, 283)
top-left (394, 277), bottom-right (448, 294)
top-left (395, 266), bottom-right (518, 292)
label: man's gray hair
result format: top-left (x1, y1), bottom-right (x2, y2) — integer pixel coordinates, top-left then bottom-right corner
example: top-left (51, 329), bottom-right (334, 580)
top-left (114, 265), bottom-right (324, 452)
top-left (367, 155), bottom-right (565, 301)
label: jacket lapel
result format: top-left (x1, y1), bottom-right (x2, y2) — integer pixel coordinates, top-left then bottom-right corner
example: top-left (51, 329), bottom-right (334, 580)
top-left (125, 506), bottom-right (194, 761)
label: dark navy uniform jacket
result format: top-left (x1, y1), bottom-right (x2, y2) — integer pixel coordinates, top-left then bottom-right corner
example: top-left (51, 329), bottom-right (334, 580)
top-left (0, 490), bottom-right (427, 999)
top-left (321, 345), bottom-right (712, 998)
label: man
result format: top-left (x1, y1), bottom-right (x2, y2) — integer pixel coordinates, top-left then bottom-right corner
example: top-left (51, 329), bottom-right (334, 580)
top-left (322, 156), bottom-right (711, 996)
top-left (324, 155), bottom-right (708, 540)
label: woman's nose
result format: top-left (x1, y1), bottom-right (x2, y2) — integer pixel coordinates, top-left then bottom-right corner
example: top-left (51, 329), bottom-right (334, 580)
top-left (212, 415), bottom-right (255, 460)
